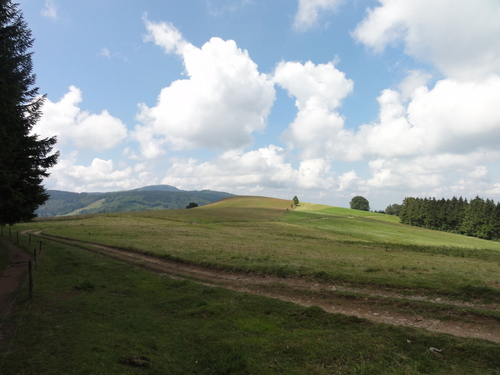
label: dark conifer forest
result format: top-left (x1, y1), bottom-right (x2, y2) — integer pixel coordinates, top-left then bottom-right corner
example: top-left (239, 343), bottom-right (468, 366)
top-left (399, 196), bottom-right (500, 240)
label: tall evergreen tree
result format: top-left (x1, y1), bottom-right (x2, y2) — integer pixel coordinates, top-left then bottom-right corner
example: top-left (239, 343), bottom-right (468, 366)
top-left (460, 196), bottom-right (485, 238)
top-left (0, 0), bottom-right (58, 225)
top-left (492, 202), bottom-right (500, 239)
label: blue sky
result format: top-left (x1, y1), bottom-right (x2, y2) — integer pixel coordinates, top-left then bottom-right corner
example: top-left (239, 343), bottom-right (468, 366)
top-left (18, 0), bottom-right (500, 210)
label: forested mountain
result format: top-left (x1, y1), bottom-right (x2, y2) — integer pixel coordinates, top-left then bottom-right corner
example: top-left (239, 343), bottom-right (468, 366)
top-left (399, 196), bottom-right (500, 240)
top-left (35, 186), bottom-right (233, 217)
top-left (131, 185), bottom-right (180, 192)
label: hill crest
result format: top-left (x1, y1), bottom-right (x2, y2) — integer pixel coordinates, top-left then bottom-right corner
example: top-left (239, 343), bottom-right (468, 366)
top-left (36, 186), bottom-right (234, 217)
top-left (131, 184), bottom-right (181, 192)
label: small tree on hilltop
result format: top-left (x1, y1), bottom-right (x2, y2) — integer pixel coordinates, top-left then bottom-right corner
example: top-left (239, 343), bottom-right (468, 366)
top-left (186, 202), bottom-right (198, 209)
top-left (293, 196), bottom-right (299, 207)
top-left (350, 196), bottom-right (370, 211)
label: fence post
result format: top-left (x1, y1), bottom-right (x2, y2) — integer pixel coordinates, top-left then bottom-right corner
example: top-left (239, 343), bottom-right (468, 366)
top-left (33, 248), bottom-right (37, 269)
top-left (29, 261), bottom-right (33, 300)
top-left (39, 241), bottom-right (43, 254)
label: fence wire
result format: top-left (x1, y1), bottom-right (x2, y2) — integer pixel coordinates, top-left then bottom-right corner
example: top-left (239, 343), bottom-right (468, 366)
top-left (0, 232), bottom-right (41, 371)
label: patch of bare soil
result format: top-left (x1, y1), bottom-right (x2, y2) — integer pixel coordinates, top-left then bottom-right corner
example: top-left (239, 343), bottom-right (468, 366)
top-left (0, 239), bottom-right (31, 347)
top-left (22, 232), bottom-right (500, 343)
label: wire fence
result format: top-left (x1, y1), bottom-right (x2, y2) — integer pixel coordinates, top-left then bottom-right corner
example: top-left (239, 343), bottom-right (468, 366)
top-left (0, 228), bottom-right (43, 371)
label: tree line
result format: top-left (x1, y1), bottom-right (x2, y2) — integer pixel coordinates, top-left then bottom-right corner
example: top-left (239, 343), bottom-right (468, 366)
top-left (399, 196), bottom-right (500, 240)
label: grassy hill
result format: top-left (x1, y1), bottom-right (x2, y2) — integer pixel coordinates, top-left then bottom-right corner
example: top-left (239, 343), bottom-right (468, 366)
top-left (35, 186), bottom-right (234, 217)
top-left (204, 195), bottom-right (293, 209)
top-left (23, 196), bottom-right (500, 301)
top-left (2, 196), bottom-right (500, 374)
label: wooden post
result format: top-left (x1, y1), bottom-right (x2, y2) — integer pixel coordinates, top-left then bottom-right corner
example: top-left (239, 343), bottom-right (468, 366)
top-left (33, 248), bottom-right (37, 269)
top-left (39, 241), bottom-right (43, 254)
top-left (29, 261), bottom-right (33, 300)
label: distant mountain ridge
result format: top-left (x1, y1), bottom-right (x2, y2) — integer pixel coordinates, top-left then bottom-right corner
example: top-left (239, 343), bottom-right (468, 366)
top-left (36, 185), bottom-right (234, 217)
top-left (131, 185), bottom-right (181, 192)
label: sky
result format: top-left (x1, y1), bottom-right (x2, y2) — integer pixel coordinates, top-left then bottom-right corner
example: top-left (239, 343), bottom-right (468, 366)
top-left (16, 0), bottom-right (500, 210)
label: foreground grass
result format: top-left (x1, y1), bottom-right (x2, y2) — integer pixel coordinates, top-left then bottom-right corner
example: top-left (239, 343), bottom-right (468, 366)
top-left (1, 239), bottom-right (499, 375)
top-left (12, 197), bottom-right (500, 303)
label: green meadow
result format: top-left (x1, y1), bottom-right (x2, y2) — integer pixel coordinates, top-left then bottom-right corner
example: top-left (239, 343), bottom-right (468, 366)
top-left (13, 196), bottom-right (500, 301)
top-left (1, 196), bottom-right (499, 374)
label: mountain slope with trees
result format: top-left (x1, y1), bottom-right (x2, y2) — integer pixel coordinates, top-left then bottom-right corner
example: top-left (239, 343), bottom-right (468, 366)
top-left (35, 186), bottom-right (234, 217)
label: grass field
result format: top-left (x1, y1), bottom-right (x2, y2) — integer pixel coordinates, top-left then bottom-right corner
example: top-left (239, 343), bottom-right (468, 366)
top-left (0, 196), bottom-right (499, 374)
top-left (12, 197), bottom-right (500, 302)
top-left (0, 235), bottom-right (499, 374)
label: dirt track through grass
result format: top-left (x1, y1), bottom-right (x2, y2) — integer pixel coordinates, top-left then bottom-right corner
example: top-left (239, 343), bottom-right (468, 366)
top-left (34, 231), bottom-right (500, 343)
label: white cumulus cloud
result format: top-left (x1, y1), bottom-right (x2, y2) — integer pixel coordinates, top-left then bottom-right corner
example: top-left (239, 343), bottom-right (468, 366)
top-left (353, 0), bottom-right (500, 79)
top-left (274, 60), bottom-right (354, 159)
top-left (138, 17), bottom-right (276, 155)
top-left (357, 75), bottom-right (500, 159)
top-left (398, 69), bottom-right (431, 101)
top-left (337, 170), bottom-right (359, 192)
top-left (35, 86), bottom-right (128, 151)
top-left (296, 158), bottom-right (334, 189)
top-left (46, 155), bottom-right (140, 192)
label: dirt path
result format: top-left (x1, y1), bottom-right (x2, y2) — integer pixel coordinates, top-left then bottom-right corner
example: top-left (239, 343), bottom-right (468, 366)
top-left (14, 232), bottom-right (500, 343)
top-left (0, 239), bottom-right (30, 316)
top-left (0, 239), bottom-right (32, 348)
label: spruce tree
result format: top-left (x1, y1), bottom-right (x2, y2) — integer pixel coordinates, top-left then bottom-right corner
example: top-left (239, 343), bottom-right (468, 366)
top-left (0, 0), bottom-right (59, 225)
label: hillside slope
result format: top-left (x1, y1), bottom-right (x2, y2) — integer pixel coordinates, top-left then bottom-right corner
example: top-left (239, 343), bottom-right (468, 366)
top-left (204, 195), bottom-right (293, 209)
top-left (36, 186), bottom-right (233, 217)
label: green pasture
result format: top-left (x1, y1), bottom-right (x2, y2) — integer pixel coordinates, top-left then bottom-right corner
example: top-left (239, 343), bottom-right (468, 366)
top-left (284, 207), bottom-right (500, 248)
top-left (10, 197), bottom-right (500, 302)
top-left (204, 195), bottom-right (294, 209)
top-left (0, 238), bottom-right (498, 374)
